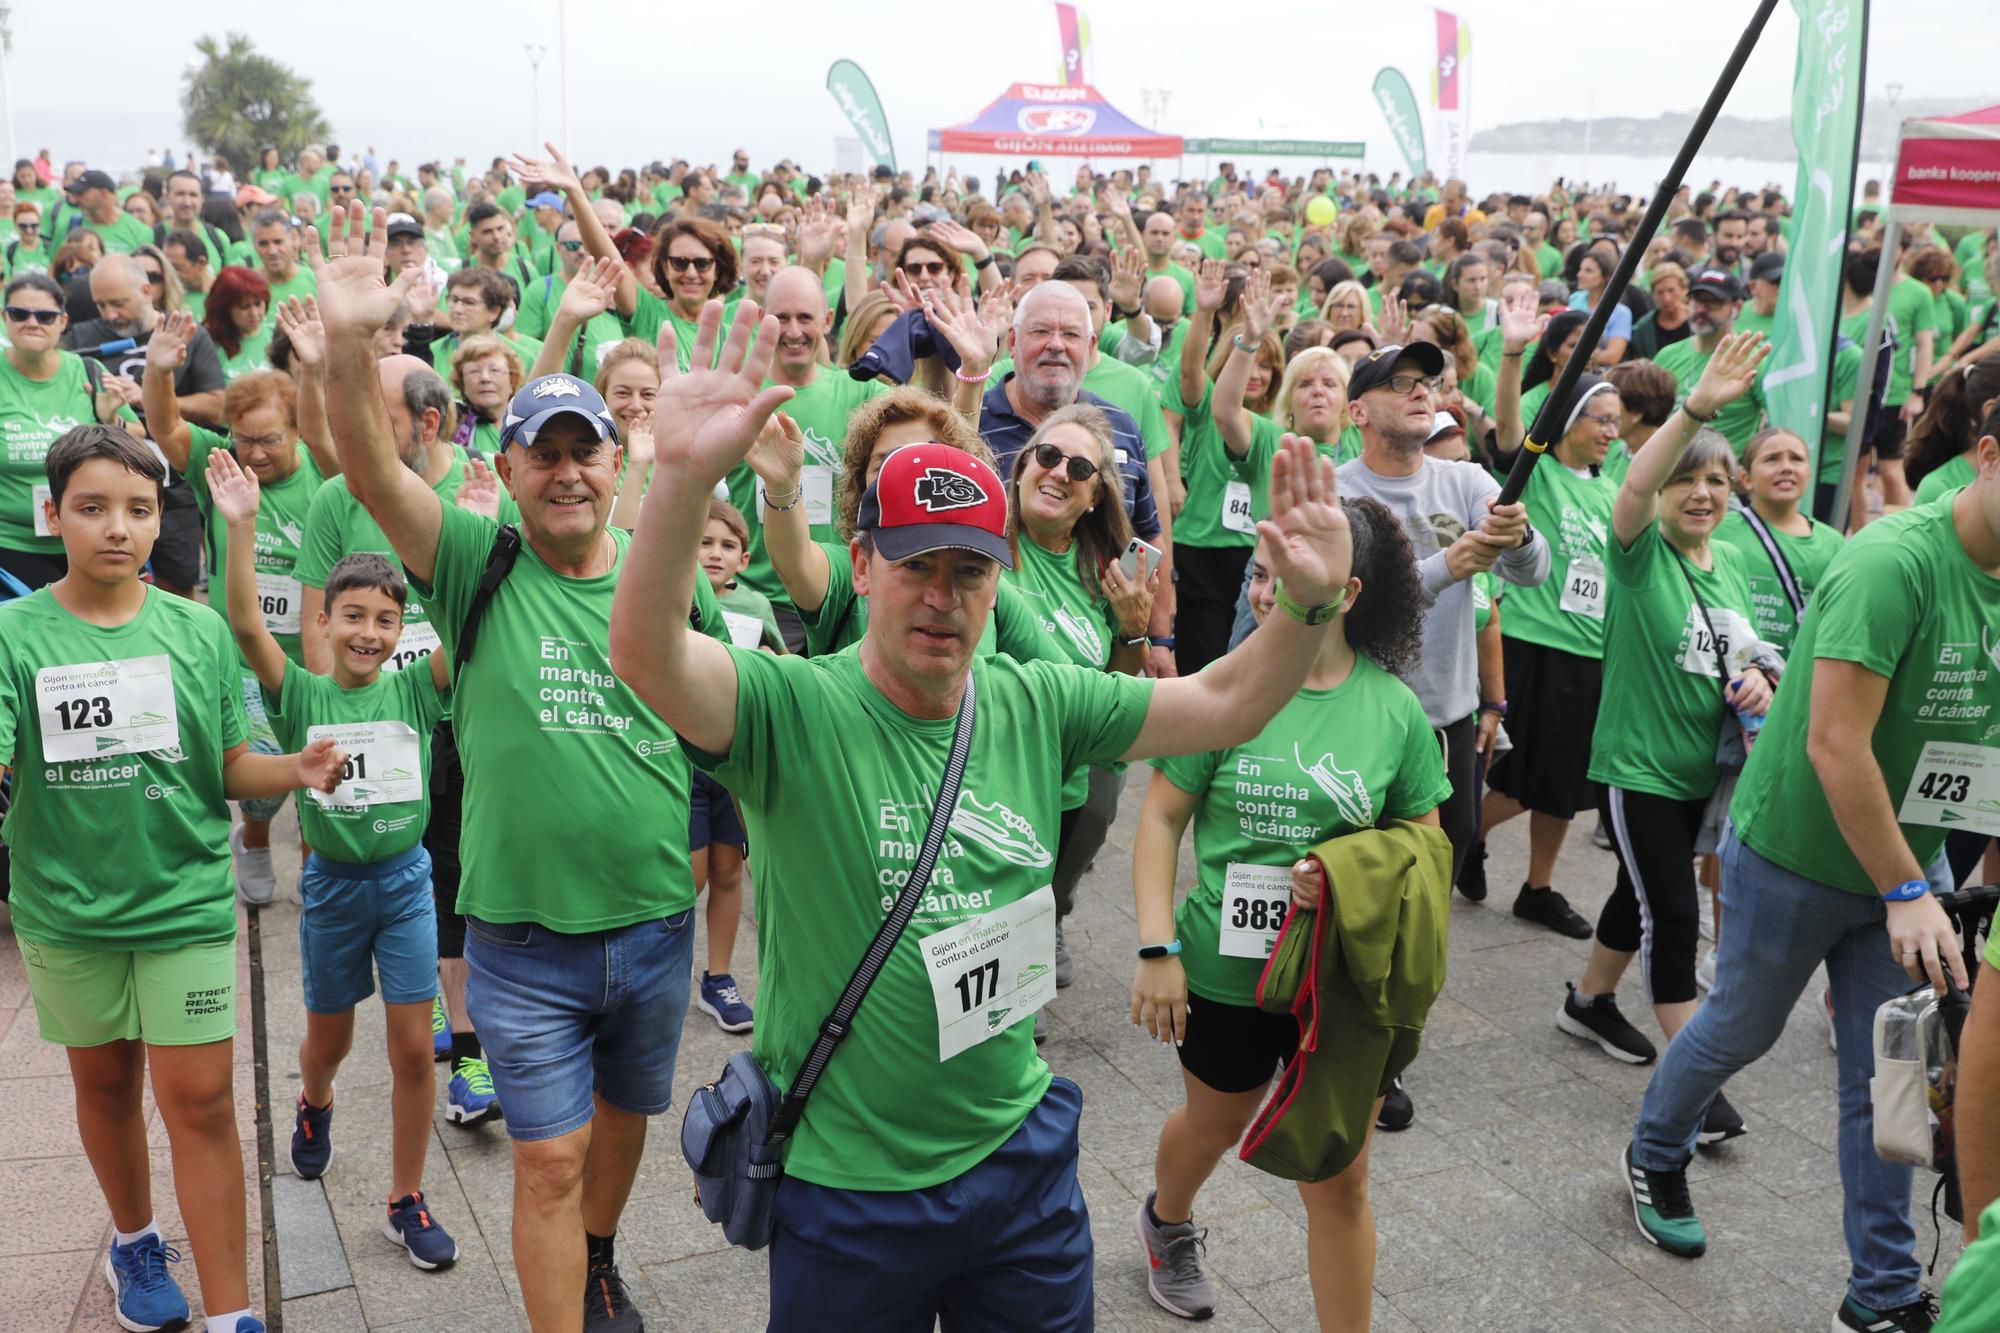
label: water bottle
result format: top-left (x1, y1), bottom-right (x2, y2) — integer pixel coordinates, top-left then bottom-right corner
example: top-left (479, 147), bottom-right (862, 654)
top-left (1729, 677), bottom-right (1763, 755)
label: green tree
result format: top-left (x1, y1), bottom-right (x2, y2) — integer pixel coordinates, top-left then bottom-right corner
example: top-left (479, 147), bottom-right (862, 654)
top-left (180, 33), bottom-right (331, 178)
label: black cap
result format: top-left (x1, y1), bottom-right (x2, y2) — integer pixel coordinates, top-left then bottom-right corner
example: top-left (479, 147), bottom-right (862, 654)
top-left (1689, 268), bottom-right (1745, 302)
top-left (64, 169), bottom-right (116, 196)
top-left (1748, 251), bottom-right (1785, 285)
top-left (1347, 342), bottom-right (1448, 399)
top-left (384, 212), bottom-right (424, 241)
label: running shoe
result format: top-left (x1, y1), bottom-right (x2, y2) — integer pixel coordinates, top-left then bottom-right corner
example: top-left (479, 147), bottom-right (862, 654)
top-left (696, 972), bottom-right (754, 1034)
top-left (290, 1092), bottom-right (333, 1179)
top-left (446, 1057), bottom-right (501, 1125)
top-left (1136, 1192), bottom-right (1216, 1320)
top-left (1054, 919), bottom-right (1074, 987)
top-left (1694, 947), bottom-right (1717, 993)
top-left (584, 1257), bottom-right (646, 1332)
top-left (383, 1192), bottom-right (459, 1270)
top-left (1621, 1144), bottom-right (1706, 1257)
top-left (1376, 1078), bottom-right (1415, 1131)
top-left (1697, 1091), bottom-right (1747, 1147)
top-left (223, 1321), bottom-right (266, 1333)
top-left (1697, 891), bottom-right (1715, 942)
top-left (432, 995), bottom-right (450, 1062)
top-left (102, 1232), bottom-right (189, 1333)
top-left (1557, 983), bottom-right (1657, 1065)
top-left (1512, 883), bottom-right (1593, 938)
top-left (1834, 1292), bottom-right (1938, 1332)
top-left (1591, 817), bottom-right (1612, 850)
top-left (1457, 841), bottom-right (1489, 902)
top-left (230, 825), bottom-right (276, 907)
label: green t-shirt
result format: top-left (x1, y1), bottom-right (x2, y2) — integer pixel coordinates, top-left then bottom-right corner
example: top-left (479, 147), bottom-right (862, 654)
top-left (1161, 656), bottom-right (1452, 1006)
top-left (625, 293), bottom-right (719, 371)
top-left (1460, 362), bottom-right (1499, 415)
top-left (1227, 409), bottom-right (1344, 527)
top-left (5, 238), bottom-right (53, 277)
top-left (1004, 537), bottom-right (1122, 808)
top-left (411, 503), bottom-right (724, 931)
top-left (1084, 356), bottom-right (1172, 461)
top-left (428, 329), bottom-right (543, 378)
top-left (82, 212), bottom-right (157, 256)
top-left (690, 646), bottom-right (1151, 1190)
top-left (182, 426), bottom-right (325, 665)
top-left (0, 587), bottom-right (249, 949)
top-left (221, 328), bottom-right (274, 382)
top-left (1735, 306), bottom-right (1777, 343)
top-left (261, 266), bottom-right (317, 325)
top-left (1500, 459), bottom-right (1615, 661)
top-left (1183, 229), bottom-right (1228, 261)
top-left (1655, 337), bottom-right (1767, 449)
top-left (715, 581), bottom-right (785, 653)
top-left (1173, 380), bottom-right (1271, 550)
top-left (801, 538), bottom-right (1054, 663)
top-left (1150, 262), bottom-right (1197, 316)
top-left (265, 657), bottom-right (448, 862)
top-left (1587, 525), bottom-right (1759, 800)
top-left (1732, 496), bottom-right (2000, 895)
top-left (1915, 455), bottom-right (1978, 508)
top-left (1473, 570), bottom-right (1499, 631)
top-left (1938, 1200), bottom-right (2000, 1333)
top-left (1884, 275), bottom-right (1937, 407)
top-left (1712, 507), bottom-right (1844, 658)
top-left (0, 353), bottom-right (98, 552)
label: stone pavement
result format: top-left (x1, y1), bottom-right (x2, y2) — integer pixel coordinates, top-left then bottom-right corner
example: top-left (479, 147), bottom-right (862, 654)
top-left (2, 765), bottom-right (1968, 1332)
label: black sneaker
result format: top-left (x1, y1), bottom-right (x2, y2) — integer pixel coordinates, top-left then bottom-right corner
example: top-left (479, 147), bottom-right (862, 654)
top-left (1457, 842), bottom-right (1489, 902)
top-left (1512, 883), bottom-right (1593, 939)
top-left (1556, 983), bottom-right (1657, 1064)
top-left (1375, 1078), bottom-right (1414, 1132)
top-left (1697, 1091), bottom-right (1747, 1147)
top-left (1834, 1293), bottom-right (1938, 1332)
top-left (584, 1259), bottom-right (645, 1332)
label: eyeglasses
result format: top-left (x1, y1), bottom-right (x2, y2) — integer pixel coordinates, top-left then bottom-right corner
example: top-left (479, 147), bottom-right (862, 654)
top-left (1382, 373), bottom-right (1441, 396)
top-left (329, 184), bottom-right (355, 195)
top-left (901, 260), bottom-right (948, 278)
top-left (666, 254), bottom-right (715, 274)
top-left (4, 305), bottom-right (60, 325)
top-left (445, 293), bottom-right (489, 310)
top-left (1578, 412), bottom-right (1621, 430)
top-left (230, 431), bottom-right (288, 450)
top-left (558, 239), bottom-right (585, 253)
top-left (1032, 442), bottom-right (1099, 483)
top-left (139, 268), bottom-right (164, 283)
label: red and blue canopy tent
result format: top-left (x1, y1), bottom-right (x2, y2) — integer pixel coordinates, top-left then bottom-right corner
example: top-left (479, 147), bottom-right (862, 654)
top-left (927, 82), bottom-right (1183, 169)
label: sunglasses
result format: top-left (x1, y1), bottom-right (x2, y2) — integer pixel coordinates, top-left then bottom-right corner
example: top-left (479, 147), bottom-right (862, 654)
top-left (4, 305), bottom-right (60, 325)
top-left (901, 260), bottom-right (948, 278)
top-left (666, 254), bottom-right (715, 274)
top-left (139, 268), bottom-right (164, 283)
top-left (1032, 442), bottom-right (1099, 483)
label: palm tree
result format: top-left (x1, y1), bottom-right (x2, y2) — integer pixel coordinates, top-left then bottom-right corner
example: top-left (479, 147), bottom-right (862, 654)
top-left (180, 32), bottom-right (331, 177)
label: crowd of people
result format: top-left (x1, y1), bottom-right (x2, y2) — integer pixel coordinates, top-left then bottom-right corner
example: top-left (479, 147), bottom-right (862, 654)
top-left (0, 138), bottom-right (1997, 1333)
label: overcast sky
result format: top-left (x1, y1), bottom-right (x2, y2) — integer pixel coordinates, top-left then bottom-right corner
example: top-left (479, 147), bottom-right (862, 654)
top-left (5, 0), bottom-right (1993, 179)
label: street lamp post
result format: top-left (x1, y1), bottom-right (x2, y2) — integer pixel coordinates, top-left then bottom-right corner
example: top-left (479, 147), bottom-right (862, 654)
top-left (525, 44), bottom-right (548, 147)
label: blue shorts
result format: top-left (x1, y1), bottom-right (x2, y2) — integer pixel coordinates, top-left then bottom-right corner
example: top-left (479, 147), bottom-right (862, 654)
top-left (689, 769), bottom-right (746, 852)
top-left (239, 671), bottom-right (290, 822)
top-left (298, 845), bottom-right (439, 1015)
top-left (768, 1076), bottom-right (1091, 1332)
top-left (463, 910), bottom-right (694, 1141)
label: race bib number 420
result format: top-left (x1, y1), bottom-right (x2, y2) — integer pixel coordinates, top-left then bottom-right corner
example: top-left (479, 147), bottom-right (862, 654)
top-left (36, 655), bottom-right (180, 762)
top-left (1899, 742), bottom-right (2000, 836)
top-left (923, 885), bottom-right (1058, 1061)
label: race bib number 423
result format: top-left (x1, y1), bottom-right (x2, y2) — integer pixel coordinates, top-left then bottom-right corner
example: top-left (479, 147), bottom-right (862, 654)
top-left (36, 655), bottom-right (180, 762)
top-left (1898, 742), bottom-right (2000, 837)
top-left (923, 885), bottom-right (1058, 1061)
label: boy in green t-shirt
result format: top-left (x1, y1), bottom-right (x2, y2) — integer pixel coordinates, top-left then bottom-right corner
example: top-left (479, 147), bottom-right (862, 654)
top-left (1, 427), bottom-right (345, 1333)
top-left (687, 498), bottom-right (776, 1033)
top-left (207, 449), bottom-right (463, 1270)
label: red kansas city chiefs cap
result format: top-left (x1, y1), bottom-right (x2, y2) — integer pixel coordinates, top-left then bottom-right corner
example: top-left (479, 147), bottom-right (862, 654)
top-left (857, 443), bottom-right (1014, 569)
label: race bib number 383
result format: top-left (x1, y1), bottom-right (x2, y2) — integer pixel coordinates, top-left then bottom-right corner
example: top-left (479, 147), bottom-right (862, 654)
top-left (1898, 742), bottom-right (2000, 837)
top-left (1220, 862), bottom-right (1293, 958)
top-left (924, 885), bottom-right (1058, 1061)
top-left (36, 655), bottom-right (180, 762)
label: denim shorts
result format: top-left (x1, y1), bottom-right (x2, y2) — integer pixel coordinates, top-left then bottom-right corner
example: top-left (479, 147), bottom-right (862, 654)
top-left (463, 910), bottom-right (695, 1141)
top-left (299, 845), bottom-right (439, 1015)
top-left (689, 769), bottom-right (746, 852)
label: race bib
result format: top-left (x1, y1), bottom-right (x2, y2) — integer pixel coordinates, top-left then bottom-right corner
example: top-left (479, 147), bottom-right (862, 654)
top-left (31, 483), bottom-right (52, 538)
top-left (36, 654), bottom-right (180, 762)
top-left (1678, 605), bottom-right (1755, 678)
top-left (1898, 742), bottom-right (2000, 836)
top-left (1222, 479), bottom-right (1256, 535)
top-left (385, 620), bottom-right (440, 673)
top-left (308, 720), bottom-right (423, 807)
top-left (722, 610), bottom-right (763, 649)
top-left (801, 466), bottom-right (834, 528)
top-left (1558, 556), bottom-right (1606, 620)
top-left (923, 884), bottom-right (1057, 1062)
top-left (255, 572), bottom-right (302, 635)
top-left (1220, 863), bottom-right (1293, 959)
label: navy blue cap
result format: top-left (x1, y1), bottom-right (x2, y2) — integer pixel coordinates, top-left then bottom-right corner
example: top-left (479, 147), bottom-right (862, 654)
top-left (500, 374), bottom-right (618, 450)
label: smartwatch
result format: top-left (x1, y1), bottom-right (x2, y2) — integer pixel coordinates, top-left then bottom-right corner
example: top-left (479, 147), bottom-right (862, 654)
top-left (1137, 940), bottom-right (1183, 960)
top-left (1883, 879), bottom-right (1931, 902)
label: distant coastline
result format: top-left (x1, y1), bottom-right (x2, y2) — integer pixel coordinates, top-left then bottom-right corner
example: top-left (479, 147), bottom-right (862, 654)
top-left (1470, 97), bottom-right (1972, 164)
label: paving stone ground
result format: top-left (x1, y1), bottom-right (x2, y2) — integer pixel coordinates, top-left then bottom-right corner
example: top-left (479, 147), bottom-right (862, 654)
top-left (2, 761), bottom-right (1968, 1332)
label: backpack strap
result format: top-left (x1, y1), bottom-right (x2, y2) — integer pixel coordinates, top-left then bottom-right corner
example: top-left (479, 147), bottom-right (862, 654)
top-left (453, 523), bottom-right (523, 678)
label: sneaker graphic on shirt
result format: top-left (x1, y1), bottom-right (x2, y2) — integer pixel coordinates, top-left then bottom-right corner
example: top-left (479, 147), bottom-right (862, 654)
top-left (951, 791), bottom-right (1054, 868)
top-left (1295, 743), bottom-right (1373, 826)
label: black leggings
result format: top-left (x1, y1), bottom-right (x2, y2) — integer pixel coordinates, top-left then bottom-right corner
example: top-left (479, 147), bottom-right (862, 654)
top-left (1596, 786), bottom-right (1708, 1007)
top-left (1051, 767), bottom-right (1122, 919)
top-left (1173, 543), bottom-right (1251, 677)
top-left (426, 721), bottom-right (467, 959)
top-left (1434, 714), bottom-right (1479, 886)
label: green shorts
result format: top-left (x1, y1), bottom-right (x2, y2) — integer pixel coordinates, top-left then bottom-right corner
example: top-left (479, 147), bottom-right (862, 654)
top-left (17, 937), bottom-right (238, 1047)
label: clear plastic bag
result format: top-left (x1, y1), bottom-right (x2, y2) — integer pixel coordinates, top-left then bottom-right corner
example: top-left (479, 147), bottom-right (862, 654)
top-left (1871, 986), bottom-right (1958, 1170)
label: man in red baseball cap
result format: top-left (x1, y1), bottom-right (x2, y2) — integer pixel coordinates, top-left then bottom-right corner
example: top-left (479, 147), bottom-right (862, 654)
top-left (610, 297), bottom-right (1362, 1330)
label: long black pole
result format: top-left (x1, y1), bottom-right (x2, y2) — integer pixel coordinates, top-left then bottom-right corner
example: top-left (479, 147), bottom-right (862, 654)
top-left (1496, 0), bottom-right (1782, 506)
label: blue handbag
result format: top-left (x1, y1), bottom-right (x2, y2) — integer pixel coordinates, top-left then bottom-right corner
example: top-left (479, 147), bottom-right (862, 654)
top-left (680, 674), bottom-right (976, 1250)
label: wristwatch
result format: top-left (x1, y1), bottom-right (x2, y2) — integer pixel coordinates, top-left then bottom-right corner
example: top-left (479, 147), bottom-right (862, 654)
top-left (1882, 878), bottom-right (1931, 902)
top-left (1137, 940), bottom-right (1183, 959)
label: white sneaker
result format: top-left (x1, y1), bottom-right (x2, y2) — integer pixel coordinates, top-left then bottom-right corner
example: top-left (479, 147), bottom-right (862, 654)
top-left (1694, 947), bottom-right (1717, 993)
top-left (231, 825), bottom-right (277, 906)
top-left (1697, 893), bottom-right (1715, 943)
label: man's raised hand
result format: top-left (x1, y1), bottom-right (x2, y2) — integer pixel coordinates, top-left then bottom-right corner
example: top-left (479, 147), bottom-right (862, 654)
top-left (309, 203), bottom-right (416, 336)
top-left (456, 457), bottom-right (503, 519)
top-left (1193, 257), bottom-right (1229, 314)
top-left (558, 256), bottom-right (624, 324)
top-left (508, 143), bottom-right (583, 199)
top-left (1498, 286), bottom-right (1547, 356)
top-left (144, 310), bottom-right (197, 374)
top-left (1256, 435), bottom-right (1352, 609)
top-left (273, 296), bottom-right (326, 367)
top-left (650, 300), bottom-right (795, 487)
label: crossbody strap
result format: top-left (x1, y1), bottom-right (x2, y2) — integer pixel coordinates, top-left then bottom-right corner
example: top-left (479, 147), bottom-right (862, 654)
top-left (1733, 501), bottom-right (1805, 619)
top-left (1672, 550), bottom-right (1732, 699)
top-left (767, 673), bottom-right (977, 1144)
top-left (453, 523), bottom-right (523, 678)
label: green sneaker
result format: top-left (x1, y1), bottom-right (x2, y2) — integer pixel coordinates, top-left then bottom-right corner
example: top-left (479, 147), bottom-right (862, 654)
top-left (446, 1057), bottom-right (501, 1125)
top-left (431, 995), bottom-right (450, 1062)
top-left (1622, 1144), bottom-right (1706, 1257)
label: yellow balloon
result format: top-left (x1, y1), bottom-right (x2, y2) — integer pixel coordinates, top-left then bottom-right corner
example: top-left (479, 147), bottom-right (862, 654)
top-left (1305, 196), bottom-right (1336, 227)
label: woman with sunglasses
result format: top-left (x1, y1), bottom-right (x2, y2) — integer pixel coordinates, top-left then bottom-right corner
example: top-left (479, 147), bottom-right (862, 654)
top-left (1005, 404), bottom-right (1160, 1036)
top-left (7, 203), bottom-right (51, 276)
top-left (1130, 498), bottom-right (1442, 1329)
top-left (635, 216), bottom-right (737, 371)
top-left (203, 265), bottom-right (273, 383)
top-left (0, 273), bottom-right (112, 588)
top-left (132, 243), bottom-right (187, 318)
